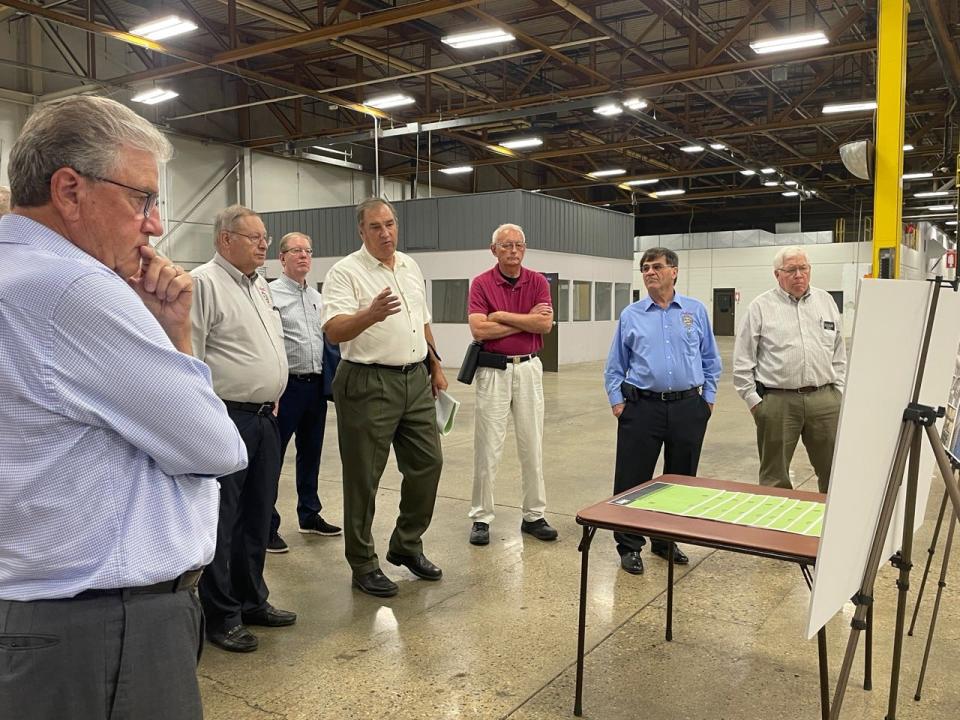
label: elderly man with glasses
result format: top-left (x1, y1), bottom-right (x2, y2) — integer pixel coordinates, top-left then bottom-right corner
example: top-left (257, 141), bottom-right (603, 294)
top-left (190, 205), bottom-right (297, 652)
top-left (733, 245), bottom-right (847, 493)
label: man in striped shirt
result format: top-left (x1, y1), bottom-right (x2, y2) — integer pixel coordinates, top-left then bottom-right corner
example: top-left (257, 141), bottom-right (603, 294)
top-left (733, 246), bottom-right (847, 493)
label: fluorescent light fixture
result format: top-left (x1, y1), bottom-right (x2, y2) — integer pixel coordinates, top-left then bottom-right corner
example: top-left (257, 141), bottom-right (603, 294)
top-left (914, 191), bottom-right (951, 198)
top-left (623, 97), bottom-right (648, 110)
top-left (498, 136), bottom-right (542, 150)
top-left (750, 31), bottom-right (829, 55)
top-left (131, 88), bottom-right (179, 104)
top-left (624, 178), bottom-right (659, 186)
top-left (785, 180), bottom-right (798, 186)
top-left (439, 165), bottom-right (474, 175)
top-left (903, 144), bottom-right (915, 151)
top-left (947, 221), bottom-right (958, 226)
top-left (364, 93), bottom-right (415, 109)
top-left (310, 146), bottom-right (349, 157)
top-left (652, 189), bottom-right (686, 198)
top-left (739, 169), bottom-right (757, 176)
top-left (594, 103), bottom-right (623, 116)
top-left (441, 28), bottom-right (514, 49)
top-left (902, 172), bottom-right (934, 180)
top-left (709, 143), bottom-right (727, 150)
top-left (588, 168), bottom-right (626, 178)
top-left (129, 15), bottom-right (198, 41)
top-left (823, 100), bottom-right (877, 114)
top-left (763, 181), bottom-right (780, 187)
top-left (927, 205), bottom-right (956, 212)
top-left (760, 167), bottom-right (777, 174)
top-left (680, 144), bottom-right (705, 153)
top-left (782, 191), bottom-right (799, 197)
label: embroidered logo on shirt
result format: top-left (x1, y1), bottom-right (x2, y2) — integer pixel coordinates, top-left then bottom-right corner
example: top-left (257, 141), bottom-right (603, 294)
top-left (681, 312), bottom-right (695, 334)
top-left (822, 320), bottom-right (835, 331)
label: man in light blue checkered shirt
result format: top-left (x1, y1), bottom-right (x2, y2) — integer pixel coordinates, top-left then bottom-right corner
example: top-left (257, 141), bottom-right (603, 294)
top-left (0, 96), bottom-right (247, 719)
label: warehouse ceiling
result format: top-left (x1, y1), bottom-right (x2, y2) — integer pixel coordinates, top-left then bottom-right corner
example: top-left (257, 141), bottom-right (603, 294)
top-left (1, 0), bottom-right (958, 234)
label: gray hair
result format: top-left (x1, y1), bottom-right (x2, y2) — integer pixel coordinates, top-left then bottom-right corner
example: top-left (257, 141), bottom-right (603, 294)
top-left (0, 186), bottom-right (10, 216)
top-left (356, 196), bottom-right (397, 226)
top-left (8, 95), bottom-right (172, 208)
top-left (491, 223), bottom-right (525, 246)
top-left (214, 204), bottom-right (259, 246)
top-left (773, 245), bottom-right (808, 270)
top-left (279, 232), bottom-right (311, 253)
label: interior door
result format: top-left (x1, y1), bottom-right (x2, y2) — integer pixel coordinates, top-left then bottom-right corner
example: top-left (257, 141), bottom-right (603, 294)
top-left (540, 272), bottom-right (559, 372)
top-left (713, 288), bottom-right (736, 336)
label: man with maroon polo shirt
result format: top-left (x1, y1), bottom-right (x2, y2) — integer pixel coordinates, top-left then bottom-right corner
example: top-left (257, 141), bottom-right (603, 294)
top-left (467, 223), bottom-right (557, 546)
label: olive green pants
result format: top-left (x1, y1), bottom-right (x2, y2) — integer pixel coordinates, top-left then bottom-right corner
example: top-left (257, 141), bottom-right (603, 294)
top-left (754, 386), bottom-right (841, 494)
top-left (333, 361), bottom-right (443, 575)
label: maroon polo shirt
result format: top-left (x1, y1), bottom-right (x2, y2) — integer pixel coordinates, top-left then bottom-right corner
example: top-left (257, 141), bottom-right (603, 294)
top-left (468, 265), bottom-right (551, 356)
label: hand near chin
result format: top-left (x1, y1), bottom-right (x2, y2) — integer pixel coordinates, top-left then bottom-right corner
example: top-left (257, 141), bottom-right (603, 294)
top-left (127, 245), bottom-right (193, 353)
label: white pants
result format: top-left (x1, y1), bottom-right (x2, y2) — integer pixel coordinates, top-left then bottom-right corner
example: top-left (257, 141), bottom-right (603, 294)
top-left (469, 357), bottom-right (547, 525)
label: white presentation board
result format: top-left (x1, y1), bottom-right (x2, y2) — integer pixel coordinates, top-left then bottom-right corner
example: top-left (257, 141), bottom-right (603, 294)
top-left (806, 279), bottom-right (960, 639)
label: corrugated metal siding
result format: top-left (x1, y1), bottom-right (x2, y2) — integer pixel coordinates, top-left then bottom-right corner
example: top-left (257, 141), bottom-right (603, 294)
top-left (261, 190), bottom-right (631, 259)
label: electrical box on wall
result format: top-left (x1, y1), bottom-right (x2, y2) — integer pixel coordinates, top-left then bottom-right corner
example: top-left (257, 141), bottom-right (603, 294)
top-left (878, 247), bottom-right (895, 279)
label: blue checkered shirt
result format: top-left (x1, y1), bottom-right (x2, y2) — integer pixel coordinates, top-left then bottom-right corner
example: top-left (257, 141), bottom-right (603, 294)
top-left (0, 214), bottom-right (248, 601)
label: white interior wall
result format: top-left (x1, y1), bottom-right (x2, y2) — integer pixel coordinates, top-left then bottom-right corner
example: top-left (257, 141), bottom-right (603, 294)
top-left (0, 99), bottom-right (25, 186)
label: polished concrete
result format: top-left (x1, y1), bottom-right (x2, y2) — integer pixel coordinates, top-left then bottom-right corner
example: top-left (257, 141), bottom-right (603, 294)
top-left (199, 338), bottom-right (960, 719)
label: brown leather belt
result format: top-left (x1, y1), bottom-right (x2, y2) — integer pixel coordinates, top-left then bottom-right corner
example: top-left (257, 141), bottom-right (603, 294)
top-left (765, 384), bottom-right (831, 394)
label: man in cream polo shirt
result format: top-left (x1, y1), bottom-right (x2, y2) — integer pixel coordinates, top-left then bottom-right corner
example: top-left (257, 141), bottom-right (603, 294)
top-left (322, 197), bottom-right (447, 598)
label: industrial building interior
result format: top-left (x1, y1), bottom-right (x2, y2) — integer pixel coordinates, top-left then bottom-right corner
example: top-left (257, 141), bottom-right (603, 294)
top-left (1, 1), bottom-right (959, 719)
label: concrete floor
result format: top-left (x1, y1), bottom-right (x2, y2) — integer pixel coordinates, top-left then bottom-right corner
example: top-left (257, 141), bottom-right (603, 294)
top-left (199, 338), bottom-right (960, 720)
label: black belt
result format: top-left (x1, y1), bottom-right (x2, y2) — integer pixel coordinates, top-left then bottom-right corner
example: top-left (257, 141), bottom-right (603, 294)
top-left (346, 359), bottom-right (423, 374)
top-left (477, 351), bottom-right (538, 369)
top-left (765, 384), bottom-right (831, 394)
top-left (72, 569), bottom-right (203, 600)
top-left (223, 400), bottom-right (275, 415)
top-left (289, 373), bottom-right (322, 382)
top-left (622, 383), bottom-right (700, 402)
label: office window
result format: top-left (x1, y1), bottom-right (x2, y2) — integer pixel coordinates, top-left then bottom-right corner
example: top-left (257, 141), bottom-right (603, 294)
top-left (595, 282), bottom-right (612, 321)
top-left (615, 283), bottom-right (631, 318)
top-left (557, 280), bottom-right (570, 322)
top-left (573, 281), bottom-right (592, 321)
top-left (432, 279), bottom-right (469, 323)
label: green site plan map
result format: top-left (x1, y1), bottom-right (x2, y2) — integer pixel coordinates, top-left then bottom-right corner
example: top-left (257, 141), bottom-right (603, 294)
top-left (611, 482), bottom-right (824, 537)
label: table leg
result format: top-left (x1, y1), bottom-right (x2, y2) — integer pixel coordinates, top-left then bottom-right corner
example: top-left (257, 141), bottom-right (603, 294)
top-left (574, 525), bottom-right (596, 717)
top-left (818, 625), bottom-right (830, 720)
top-left (666, 546), bottom-right (674, 642)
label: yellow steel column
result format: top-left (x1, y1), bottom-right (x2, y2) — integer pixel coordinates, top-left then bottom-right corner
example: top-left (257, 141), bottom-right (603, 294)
top-left (872, 0), bottom-right (909, 278)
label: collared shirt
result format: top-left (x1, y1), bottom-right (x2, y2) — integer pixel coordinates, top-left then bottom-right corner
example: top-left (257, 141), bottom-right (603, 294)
top-left (191, 253), bottom-right (288, 403)
top-left (604, 292), bottom-right (722, 405)
top-left (468, 265), bottom-right (551, 356)
top-left (270, 274), bottom-right (324, 375)
top-left (321, 246), bottom-right (430, 365)
top-left (0, 214), bottom-right (248, 601)
top-left (733, 285), bottom-right (846, 408)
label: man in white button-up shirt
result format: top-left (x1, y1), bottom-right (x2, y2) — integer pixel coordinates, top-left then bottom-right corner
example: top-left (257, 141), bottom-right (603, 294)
top-left (733, 246), bottom-right (847, 493)
top-left (322, 197), bottom-right (447, 598)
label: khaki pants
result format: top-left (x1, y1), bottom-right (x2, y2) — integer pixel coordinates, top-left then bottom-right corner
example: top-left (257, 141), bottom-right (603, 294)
top-left (754, 386), bottom-right (841, 493)
top-left (469, 358), bottom-right (547, 526)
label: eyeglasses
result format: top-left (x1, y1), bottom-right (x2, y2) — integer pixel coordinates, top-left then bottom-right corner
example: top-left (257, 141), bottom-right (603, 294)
top-left (228, 230), bottom-right (273, 248)
top-left (779, 264), bottom-right (811, 275)
top-left (497, 242), bottom-right (526, 251)
top-left (87, 174), bottom-right (159, 218)
top-left (282, 247), bottom-right (312, 256)
top-left (641, 263), bottom-right (675, 273)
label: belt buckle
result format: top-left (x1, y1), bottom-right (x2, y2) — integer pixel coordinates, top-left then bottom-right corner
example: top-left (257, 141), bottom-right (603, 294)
top-left (660, 391), bottom-right (669, 401)
top-left (512, 356), bottom-right (521, 365)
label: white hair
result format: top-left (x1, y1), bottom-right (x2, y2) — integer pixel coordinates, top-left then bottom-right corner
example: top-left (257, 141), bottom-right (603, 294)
top-left (773, 245), bottom-right (808, 270)
top-left (491, 223), bottom-right (525, 246)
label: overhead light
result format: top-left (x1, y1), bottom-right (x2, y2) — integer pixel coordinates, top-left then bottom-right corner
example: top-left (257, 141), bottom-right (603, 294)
top-left (624, 178), bottom-right (659, 186)
top-left (750, 31), bottom-right (829, 55)
top-left (131, 88), bottom-right (179, 104)
top-left (903, 144), bottom-right (915, 152)
top-left (739, 169), bottom-right (757, 176)
top-left (442, 29), bottom-right (514, 49)
top-left (915, 191), bottom-right (951, 198)
top-left (902, 172), bottom-right (934, 180)
top-left (823, 100), bottom-right (877, 114)
top-left (709, 143), bottom-right (727, 150)
top-left (439, 165), bottom-right (474, 175)
top-left (947, 221), bottom-right (958, 226)
top-left (927, 205), bottom-right (956, 212)
top-left (129, 15), bottom-right (198, 41)
top-left (499, 136), bottom-right (542, 150)
top-left (623, 97), bottom-right (648, 110)
top-left (594, 103), bottom-right (623, 116)
top-left (785, 180), bottom-right (798, 186)
top-left (364, 93), bottom-right (415, 109)
top-left (680, 144), bottom-right (705, 153)
top-left (652, 189), bottom-right (686, 198)
top-left (763, 181), bottom-right (780, 187)
top-left (588, 168), bottom-right (626, 178)
top-left (760, 167), bottom-right (777, 174)
top-left (782, 191), bottom-right (799, 197)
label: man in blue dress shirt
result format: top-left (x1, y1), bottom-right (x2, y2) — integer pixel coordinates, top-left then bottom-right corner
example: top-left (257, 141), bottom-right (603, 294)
top-left (604, 247), bottom-right (722, 575)
top-left (0, 96), bottom-right (247, 717)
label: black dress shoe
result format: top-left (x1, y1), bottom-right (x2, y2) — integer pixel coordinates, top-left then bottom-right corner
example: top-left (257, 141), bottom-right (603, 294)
top-left (242, 603), bottom-right (297, 627)
top-left (469, 522), bottom-right (490, 546)
top-left (352, 569), bottom-right (399, 597)
top-left (385, 551), bottom-right (443, 580)
top-left (620, 551), bottom-right (644, 575)
top-left (208, 625), bottom-right (258, 653)
top-left (651, 543), bottom-right (689, 564)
